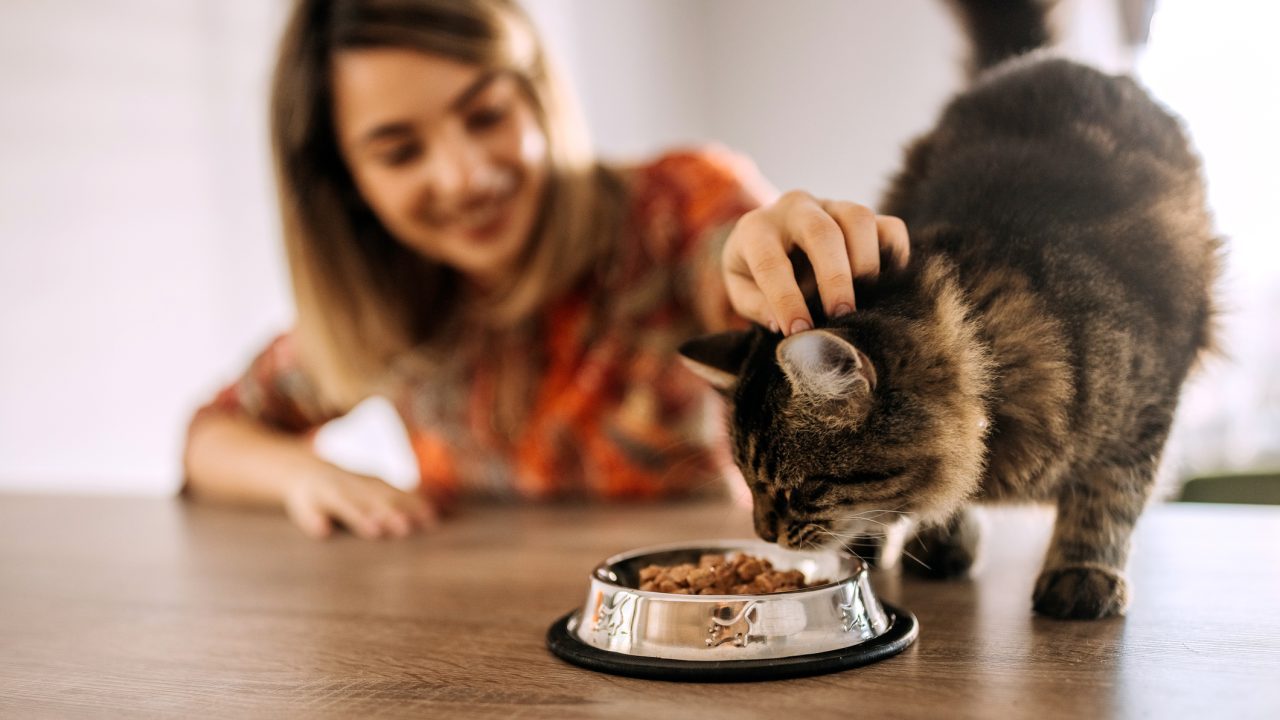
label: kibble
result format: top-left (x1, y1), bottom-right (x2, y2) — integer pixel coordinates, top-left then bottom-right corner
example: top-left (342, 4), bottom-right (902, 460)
top-left (637, 553), bottom-right (825, 595)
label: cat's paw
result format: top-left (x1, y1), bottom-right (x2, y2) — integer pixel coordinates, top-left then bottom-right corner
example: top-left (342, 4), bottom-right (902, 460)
top-left (1032, 564), bottom-right (1129, 619)
top-left (902, 509), bottom-right (982, 580)
top-left (902, 534), bottom-right (978, 579)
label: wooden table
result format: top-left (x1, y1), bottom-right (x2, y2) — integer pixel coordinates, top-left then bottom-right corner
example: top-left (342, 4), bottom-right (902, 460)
top-left (1, 495), bottom-right (1277, 719)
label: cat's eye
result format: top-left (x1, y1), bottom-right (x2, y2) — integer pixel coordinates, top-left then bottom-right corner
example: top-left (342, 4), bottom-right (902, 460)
top-left (787, 484), bottom-right (836, 511)
top-left (811, 467), bottom-right (905, 486)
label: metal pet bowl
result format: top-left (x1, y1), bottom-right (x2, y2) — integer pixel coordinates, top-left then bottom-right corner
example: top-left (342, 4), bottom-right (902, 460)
top-left (546, 540), bottom-right (918, 681)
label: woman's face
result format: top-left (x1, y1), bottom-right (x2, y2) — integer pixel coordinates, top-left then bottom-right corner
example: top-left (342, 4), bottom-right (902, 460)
top-left (331, 49), bottom-right (548, 286)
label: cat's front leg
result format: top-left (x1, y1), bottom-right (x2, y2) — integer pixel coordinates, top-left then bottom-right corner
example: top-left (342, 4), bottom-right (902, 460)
top-left (902, 505), bottom-right (984, 580)
top-left (1034, 463), bottom-right (1153, 619)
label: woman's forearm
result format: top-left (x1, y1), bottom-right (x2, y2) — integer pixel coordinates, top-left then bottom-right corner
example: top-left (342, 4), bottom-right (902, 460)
top-left (182, 413), bottom-right (331, 508)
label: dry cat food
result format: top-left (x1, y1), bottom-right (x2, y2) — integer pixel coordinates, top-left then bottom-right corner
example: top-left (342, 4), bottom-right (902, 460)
top-left (637, 553), bottom-right (825, 595)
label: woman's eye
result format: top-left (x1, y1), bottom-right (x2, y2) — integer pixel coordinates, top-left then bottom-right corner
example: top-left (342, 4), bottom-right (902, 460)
top-left (466, 106), bottom-right (508, 132)
top-left (381, 144), bottom-right (420, 167)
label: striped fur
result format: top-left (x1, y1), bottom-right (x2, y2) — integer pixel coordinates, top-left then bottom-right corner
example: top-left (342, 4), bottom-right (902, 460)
top-left (679, 1), bottom-right (1220, 619)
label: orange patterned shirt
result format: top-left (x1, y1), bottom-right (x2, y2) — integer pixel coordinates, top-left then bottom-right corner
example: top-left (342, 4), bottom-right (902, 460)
top-left (191, 148), bottom-right (770, 505)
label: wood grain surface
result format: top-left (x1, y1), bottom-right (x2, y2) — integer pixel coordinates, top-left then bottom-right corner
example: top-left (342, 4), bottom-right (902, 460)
top-left (0, 495), bottom-right (1277, 719)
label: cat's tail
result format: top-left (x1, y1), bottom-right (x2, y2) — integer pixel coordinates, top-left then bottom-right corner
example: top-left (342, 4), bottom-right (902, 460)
top-left (946, 0), bottom-right (1055, 78)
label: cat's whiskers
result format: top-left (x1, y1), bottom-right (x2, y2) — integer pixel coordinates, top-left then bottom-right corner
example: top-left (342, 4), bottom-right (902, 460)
top-left (824, 527), bottom-right (933, 571)
top-left (813, 526), bottom-right (870, 563)
top-left (898, 545), bottom-right (931, 571)
top-left (849, 508), bottom-right (913, 520)
top-left (827, 510), bottom-right (932, 571)
top-left (836, 512), bottom-right (893, 531)
top-left (844, 514), bottom-right (892, 528)
top-left (852, 506), bottom-right (929, 553)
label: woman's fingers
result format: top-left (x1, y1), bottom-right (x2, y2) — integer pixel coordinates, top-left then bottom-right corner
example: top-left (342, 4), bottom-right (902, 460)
top-left (726, 209), bottom-right (810, 332)
top-left (876, 214), bottom-right (911, 270)
top-left (319, 484), bottom-right (384, 540)
top-left (723, 262), bottom-right (778, 332)
top-left (722, 191), bottom-right (911, 335)
top-left (819, 200), bottom-right (882, 310)
top-left (374, 508), bottom-right (413, 538)
top-left (285, 496), bottom-right (333, 540)
top-left (790, 198), bottom-right (857, 318)
top-left (372, 491), bottom-right (437, 537)
top-left (360, 482), bottom-right (439, 538)
top-left (397, 492), bottom-right (438, 528)
top-left (285, 469), bottom-right (439, 541)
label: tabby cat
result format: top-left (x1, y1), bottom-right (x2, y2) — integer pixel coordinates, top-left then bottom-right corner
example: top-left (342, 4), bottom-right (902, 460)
top-left (679, 0), bottom-right (1220, 619)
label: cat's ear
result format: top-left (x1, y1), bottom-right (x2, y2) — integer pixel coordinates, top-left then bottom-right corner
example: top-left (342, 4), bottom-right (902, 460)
top-left (776, 330), bottom-right (877, 403)
top-left (678, 330), bottom-right (753, 392)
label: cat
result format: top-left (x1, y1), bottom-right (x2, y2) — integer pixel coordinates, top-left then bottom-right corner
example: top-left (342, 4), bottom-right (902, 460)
top-left (678, 0), bottom-right (1220, 620)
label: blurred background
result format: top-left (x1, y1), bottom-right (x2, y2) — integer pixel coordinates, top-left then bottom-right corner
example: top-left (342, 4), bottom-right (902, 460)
top-left (1, 0), bottom-right (1276, 498)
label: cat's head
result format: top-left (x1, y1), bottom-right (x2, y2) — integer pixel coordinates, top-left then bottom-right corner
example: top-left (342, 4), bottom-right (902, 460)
top-left (680, 292), bottom-right (991, 550)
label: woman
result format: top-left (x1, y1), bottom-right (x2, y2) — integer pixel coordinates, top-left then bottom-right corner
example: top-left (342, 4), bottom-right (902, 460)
top-left (183, 0), bottom-right (909, 540)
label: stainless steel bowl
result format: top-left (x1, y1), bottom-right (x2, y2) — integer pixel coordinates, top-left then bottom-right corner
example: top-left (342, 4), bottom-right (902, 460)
top-left (547, 540), bottom-right (917, 680)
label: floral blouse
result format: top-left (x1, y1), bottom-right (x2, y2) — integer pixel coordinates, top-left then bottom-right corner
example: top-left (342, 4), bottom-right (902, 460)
top-left (191, 147), bottom-right (770, 506)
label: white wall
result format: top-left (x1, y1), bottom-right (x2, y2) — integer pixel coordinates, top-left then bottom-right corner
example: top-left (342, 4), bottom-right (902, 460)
top-left (0, 0), bottom-right (1186, 495)
top-left (526, 0), bottom-right (967, 202)
top-left (700, 0), bottom-right (963, 204)
top-left (525, 0), bottom-right (713, 159)
top-left (1138, 1), bottom-right (1280, 477)
top-left (0, 1), bottom-right (294, 493)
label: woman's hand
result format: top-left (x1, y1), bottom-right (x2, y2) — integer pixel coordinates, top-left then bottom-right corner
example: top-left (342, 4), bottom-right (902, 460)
top-left (283, 467), bottom-right (437, 540)
top-left (722, 190), bottom-right (910, 334)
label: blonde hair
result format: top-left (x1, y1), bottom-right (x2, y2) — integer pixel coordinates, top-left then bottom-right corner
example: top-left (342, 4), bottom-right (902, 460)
top-left (271, 0), bottom-right (625, 409)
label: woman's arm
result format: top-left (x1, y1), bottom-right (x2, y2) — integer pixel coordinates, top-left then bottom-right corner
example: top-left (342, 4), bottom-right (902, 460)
top-left (182, 333), bottom-right (434, 539)
top-left (183, 413), bottom-right (435, 540)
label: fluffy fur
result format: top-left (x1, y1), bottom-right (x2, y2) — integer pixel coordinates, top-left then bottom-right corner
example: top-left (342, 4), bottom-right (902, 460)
top-left (680, 0), bottom-right (1220, 619)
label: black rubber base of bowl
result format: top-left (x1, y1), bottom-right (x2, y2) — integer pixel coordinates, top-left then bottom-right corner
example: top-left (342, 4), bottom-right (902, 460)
top-left (545, 602), bottom-right (918, 682)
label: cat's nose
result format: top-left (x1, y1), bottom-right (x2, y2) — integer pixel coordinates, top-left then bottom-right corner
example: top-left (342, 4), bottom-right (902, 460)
top-left (754, 510), bottom-right (780, 543)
